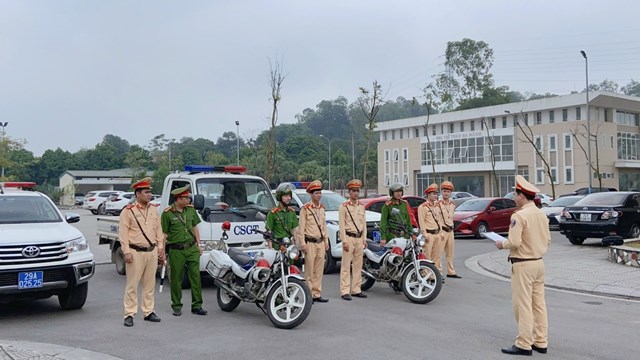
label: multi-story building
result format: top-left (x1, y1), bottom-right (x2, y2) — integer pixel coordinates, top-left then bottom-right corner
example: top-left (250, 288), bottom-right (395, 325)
top-left (376, 92), bottom-right (640, 198)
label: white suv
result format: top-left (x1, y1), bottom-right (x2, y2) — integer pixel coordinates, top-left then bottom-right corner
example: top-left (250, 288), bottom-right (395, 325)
top-left (82, 190), bottom-right (123, 215)
top-left (288, 189), bottom-right (381, 273)
top-left (0, 183), bottom-right (95, 310)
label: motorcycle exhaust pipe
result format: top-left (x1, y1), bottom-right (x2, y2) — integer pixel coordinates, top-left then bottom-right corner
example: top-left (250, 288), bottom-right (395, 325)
top-left (386, 254), bottom-right (403, 267)
top-left (214, 280), bottom-right (242, 299)
top-left (361, 269), bottom-right (376, 279)
top-left (252, 268), bottom-right (271, 282)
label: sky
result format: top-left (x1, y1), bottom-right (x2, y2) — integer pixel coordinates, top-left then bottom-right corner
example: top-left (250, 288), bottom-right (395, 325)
top-left (1, 1), bottom-right (639, 156)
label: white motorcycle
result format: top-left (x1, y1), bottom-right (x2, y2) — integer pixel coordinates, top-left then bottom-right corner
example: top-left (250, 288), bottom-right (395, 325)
top-left (361, 209), bottom-right (442, 304)
top-left (205, 222), bottom-right (312, 329)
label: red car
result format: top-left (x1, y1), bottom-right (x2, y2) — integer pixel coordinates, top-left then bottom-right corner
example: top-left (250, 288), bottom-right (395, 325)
top-left (453, 197), bottom-right (518, 238)
top-left (360, 195), bottom-right (425, 228)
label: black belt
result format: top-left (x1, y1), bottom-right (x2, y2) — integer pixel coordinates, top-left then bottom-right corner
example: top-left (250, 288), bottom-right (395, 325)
top-left (167, 240), bottom-right (197, 250)
top-left (426, 229), bottom-right (439, 235)
top-left (442, 226), bottom-right (453, 233)
top-left (509, 257), bottom-right (541, 264)
top-left (130, 243), bottom-right (156, 252)
top-left (345, 231), bottom-right (362, 238)
top-left (305, 236), bottom-right (322, 244)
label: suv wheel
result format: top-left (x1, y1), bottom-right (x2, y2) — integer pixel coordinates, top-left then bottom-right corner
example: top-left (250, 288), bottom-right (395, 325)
top-left (114, 246), bottom-right (126, 275)
top-left (90, 210), bottom-right (98, 215)
top-left (59, 282), bottom-right (89, 310)
top-left (323, 250), bottom-right (337, 274)
top-left (98, 204), bottom-right (106, 215)
top-left (568, 236), bottom-right (585, 245)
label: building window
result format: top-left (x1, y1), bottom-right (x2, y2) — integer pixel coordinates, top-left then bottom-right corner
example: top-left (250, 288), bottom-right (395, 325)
top-left (536, 112), bottom-right (542, 125)
top-left (502, 116), bottom-right (507, 128)
top-left (491, 117), bottom-right (496, 129)
top-left (611, 136), bottom-right (614, 149)
top-left (414, 128), bottom-right (420, 138)
top-left (549, 110), bottom-right (555, 123)
top-left (534, 135), bottom-right (544, 185)
top-left (481, 120), bottom-right (484, 130)
top-left (513, 115), bottom-right (518, 127)
top-left (618, 132), bottom-right (640, 160)
top-left (449, 123), bottom-right (454, 133)
top-left (563, 133), bottom-right (574, 184)
top-left (548, 134), bottom-right (558, 184)
top-left (517, 166), bottom-right (529, 181)
top-left (440, 124), bottom-right (444, 134)
top-left (384, 150), bottom-right (390, 186)
top-left (402, 148), bottom-right (409, 186)
top-left (399, 129), bottom-right (404, 139)
top-left (432, 125), bottom-right (436, 136)
top-left (562, 109), bottom-right (568, 121)
top-left (576, 107), bottom-right (581, 120)
top-left (460, 122), bottom-right (465, 132)
top-left (471, 120), bottom-right (475, 131)
top-left (391, 130), bottom-right (395, 140)
top-left (616, 111), bottom-right (640, 126)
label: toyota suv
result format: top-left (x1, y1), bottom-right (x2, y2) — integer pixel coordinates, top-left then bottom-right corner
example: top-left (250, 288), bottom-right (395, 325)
top-left (0, 182), bottom-right (95, 309)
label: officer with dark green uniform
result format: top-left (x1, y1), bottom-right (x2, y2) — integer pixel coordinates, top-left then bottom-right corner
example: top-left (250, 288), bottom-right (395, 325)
top-left (380, 183), bottom-right (413, 246)
top-left (161, 185), bottom-right (207, 317)
top-left (266, 183), bottom-right (299, 250)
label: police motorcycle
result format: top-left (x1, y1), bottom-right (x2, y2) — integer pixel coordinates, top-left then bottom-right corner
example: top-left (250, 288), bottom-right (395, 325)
top-left (204, 215), bottom-right (312, 329)
top-left (360, 208), bottom-right (442, 304)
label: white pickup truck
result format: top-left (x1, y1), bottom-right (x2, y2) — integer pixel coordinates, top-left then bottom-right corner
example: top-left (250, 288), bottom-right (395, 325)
top-left (98, 165), bottom-right (275, 277)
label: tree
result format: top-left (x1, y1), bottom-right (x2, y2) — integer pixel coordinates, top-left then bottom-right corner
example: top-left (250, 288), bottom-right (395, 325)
top-left (124, 145), bottom-right (151, 173)
top-left (513, 111), bottom-right (557, 199)
top-left (358, 81), bottom-right (385, 196)
top-left (0, 135), bottom-right (29, 181)
top-left (456, 86), bottom-right (512, 111)
top-left (101, 134), bottom-right (130, 156)
top-left (265, 56), bottom-right (286, 185)
top-left (570, 122), bottom-right (603, 189)
top-left (480, 117), bottom-right (500, 196)
top-left (622, 80), bottom-right (640, 97)
top-left (586, 79), bottom-right (619, 93)
top-left (216, 131), bottom-right (245, 159)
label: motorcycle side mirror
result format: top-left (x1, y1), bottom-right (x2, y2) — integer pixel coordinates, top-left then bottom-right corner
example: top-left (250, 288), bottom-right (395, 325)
top-left (282, 237), bottom-right (291, 245)
top-left (193, 194), bottom-right (205, 210)
top-left (412, 228), bottom-right (420, 236)
top-left (391, 208), bottom-right (401, 216)
top-left (256, 211), bottom-right (267, 221)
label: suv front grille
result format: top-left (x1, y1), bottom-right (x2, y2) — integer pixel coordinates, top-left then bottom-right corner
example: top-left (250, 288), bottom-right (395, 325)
top-left (0, 242), bottom-right (68, 266)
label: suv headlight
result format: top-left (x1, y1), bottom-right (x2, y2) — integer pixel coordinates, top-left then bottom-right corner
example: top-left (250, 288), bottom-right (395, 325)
top-left (65, 237), bottom-right (88, 254)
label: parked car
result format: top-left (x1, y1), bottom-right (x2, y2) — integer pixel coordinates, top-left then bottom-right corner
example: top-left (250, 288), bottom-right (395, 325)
top-left (558, 187), bottom-right (618, 198)
top-left (360, 195), bottom-right (425, 228)
top-left (105, 192), bottom-right (135, 216)
top-left (503, 191), bottom-right (542, 208)
top-left (541, 195), bottom-right (584, 230)
top-left (82, 190), bottom-right (124, 215)
top-left (559, 192), bottom-right (640, 245)
top-left (74, 193), bottom-right (85, 205)
top-left (536, 193), bottom-right (554, 207)
top-left (453, 197), bottom-right (518, 238)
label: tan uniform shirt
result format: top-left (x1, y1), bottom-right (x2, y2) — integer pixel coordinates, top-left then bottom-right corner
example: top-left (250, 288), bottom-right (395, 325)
top-left (338, 200), bottom-right (366, 241)
top-left (418, 200), bottom-right (442, 237)
top-left (299, 202), bottom-right (329, 244)
top-left (439, 199), bottom-right (455, 228)
top-left (503, 202), bottom-right (550, 259)
top-left (119, 202), bottom-right (164, 254)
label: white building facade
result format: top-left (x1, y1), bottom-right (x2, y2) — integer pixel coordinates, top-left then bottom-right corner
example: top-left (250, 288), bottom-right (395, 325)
top-left (376, 92), bottom-right (640, 198)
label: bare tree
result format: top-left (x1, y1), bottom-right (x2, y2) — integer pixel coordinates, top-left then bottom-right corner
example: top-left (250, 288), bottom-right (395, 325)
top-left (414, 93), bottom-right (439, 182)
top-left (358, 81), bottom-right (385, 197)
top-left (570, 122), bottom-right (603, 189)
top-left (265, 56), bottom-right (286, 185)
top-left (514, 111), bottom-right (557, 199)
top-left (480, 116), bottom-right (500, 196)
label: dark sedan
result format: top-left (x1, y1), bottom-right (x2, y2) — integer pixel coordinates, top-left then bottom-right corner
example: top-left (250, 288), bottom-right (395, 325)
top-left (558, 192), bottom-right (640, 245)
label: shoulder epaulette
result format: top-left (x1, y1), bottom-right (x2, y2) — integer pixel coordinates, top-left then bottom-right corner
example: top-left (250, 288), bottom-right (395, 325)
top-left (384, 200), bottom-right (393, 206)
top-left (271, 207), bottom-right (281, 214)
top-left (150, 203), bottom-right (160, 207)
top-left (342, 200), bottom-right (351, 206)
top-left (125, 204), bottom-right (135, 209)
top-left (186, 204), bottom-right (194, 207)
top-left (303, 202), bottom-right (313, 209)
top-left (163, 206), bottom-right (172, 212)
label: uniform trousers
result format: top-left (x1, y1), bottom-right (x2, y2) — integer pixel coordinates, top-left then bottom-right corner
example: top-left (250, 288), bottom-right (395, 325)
top-left (304, 242), bottom-right (325, 298)
top-left (442, 231), bottom-right (457, 275)
top-left (340, 236), bottom-right (363, 295)
top-left (124, 247), bottom-right (158, 318)
top-left (511, 259), bottom-right (548, 350)
top-left (168, 245), bottom-right (202, 311)
top-left (430, 232), bottom-right (446, 273)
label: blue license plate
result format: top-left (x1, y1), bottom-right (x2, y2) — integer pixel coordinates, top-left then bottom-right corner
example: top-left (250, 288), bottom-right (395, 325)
top-left (372, 231), bottom-right (381, 242)
top-left (18, 271), bottom-right (43, 289)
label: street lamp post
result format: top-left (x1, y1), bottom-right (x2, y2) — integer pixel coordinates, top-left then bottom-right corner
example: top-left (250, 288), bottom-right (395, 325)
top-left (0, 122), bottom-right (8, 179)
top-left (320, 135), bottom-right (331, 190)
top-left (235, 121), bottom-right (240, 165)
top-left (168, 138), bottom-right (175, 171)
top-left (580, 50), bottom-right (593, 194)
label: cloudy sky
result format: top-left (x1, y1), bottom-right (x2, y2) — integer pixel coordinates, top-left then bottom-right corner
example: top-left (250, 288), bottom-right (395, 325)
top-left (1, 1), bottom-right (639, 155)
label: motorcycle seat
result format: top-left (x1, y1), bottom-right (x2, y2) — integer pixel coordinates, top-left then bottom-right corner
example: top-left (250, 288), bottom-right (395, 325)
top-left (227, 247), bottom-right (254, 266)
top-left (366, 240), bottom-right (384, 253)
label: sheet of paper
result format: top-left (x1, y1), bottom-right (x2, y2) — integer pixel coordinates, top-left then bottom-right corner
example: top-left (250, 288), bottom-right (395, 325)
top-left (481, 231), bottom-right (508, 243)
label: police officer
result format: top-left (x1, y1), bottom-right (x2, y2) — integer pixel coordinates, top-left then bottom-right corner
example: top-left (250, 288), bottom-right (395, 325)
top-left (496, 175), bottom-right (550, 356)
top-left (417, 183), bottom-right (441, 262)
top-left (380, 183), bottom-right (413, 247)
top-left (338, 179), bottom-right (367, 301)
top-left (299, 180), bottom-right (330, 303)
top-left (439, 181), bottom-right (460, 279)
top-left (161, 185), bottom-right (207, 317)
top-left (119, 177), bottom-right (164, 327)
top-left (265, 183), bottom-right (299, 250)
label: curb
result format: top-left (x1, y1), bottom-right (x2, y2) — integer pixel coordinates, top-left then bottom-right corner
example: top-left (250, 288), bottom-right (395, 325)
top-left (468, 253), bottom-right (640, 302)
top-left (0, 341), bottom-right (123, 360)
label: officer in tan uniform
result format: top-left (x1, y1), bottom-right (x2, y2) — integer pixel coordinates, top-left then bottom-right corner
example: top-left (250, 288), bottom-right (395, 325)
top-left (417, 183), bottom-right (441, 262)
top-left (496, 175), bottom-right (550, 356)
top-left (439, 181), bottom-right (460, 279)
top-left (338, 179), bottom-right (367, 301)
top-left (119, 177), bottom-right (165, 327)
top-left (299, 180), bottom-right (330, 303)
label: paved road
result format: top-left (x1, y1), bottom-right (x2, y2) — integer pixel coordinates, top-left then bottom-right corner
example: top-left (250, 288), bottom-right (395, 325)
top-left (2, 213), bottom-right (639, 360)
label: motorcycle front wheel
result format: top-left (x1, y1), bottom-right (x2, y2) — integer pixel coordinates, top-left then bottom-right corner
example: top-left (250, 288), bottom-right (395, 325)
top-left (265, 278), bottom-right (312, 329)
top-left (401, 261), bottom-right (442, 304)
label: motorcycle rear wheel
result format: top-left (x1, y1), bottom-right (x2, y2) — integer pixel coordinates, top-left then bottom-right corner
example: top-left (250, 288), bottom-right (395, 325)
top-left (265, 278), bottom-right (312, 329)
top-left (401, 261), bottom-right (442, 304)
top-left (217, 285), bottom-right (241, 312)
